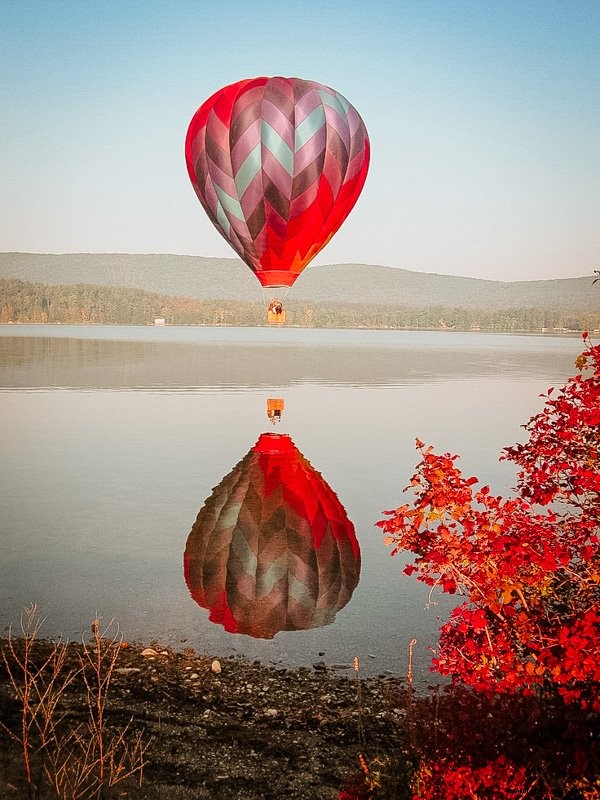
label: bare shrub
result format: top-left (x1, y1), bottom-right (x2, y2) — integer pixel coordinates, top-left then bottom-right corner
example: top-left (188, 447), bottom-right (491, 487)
top-left (0, 606), bottom-right (147, 799)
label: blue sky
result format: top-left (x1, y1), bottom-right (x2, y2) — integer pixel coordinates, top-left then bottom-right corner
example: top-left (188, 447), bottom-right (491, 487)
top-left (1, 0), bottom-right (599, 280)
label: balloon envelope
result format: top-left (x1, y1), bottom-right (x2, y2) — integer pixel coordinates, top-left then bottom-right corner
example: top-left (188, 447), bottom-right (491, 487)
top-left (185, 76), bottom-right (370, 288)
top-left (184, 433), bottom-right (360, 638)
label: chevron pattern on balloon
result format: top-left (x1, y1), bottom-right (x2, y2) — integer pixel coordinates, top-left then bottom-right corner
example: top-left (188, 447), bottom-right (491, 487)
top-left (184, 433), bottom-right (361, 639)
top-left (186, 76), bottom-right (370, 289)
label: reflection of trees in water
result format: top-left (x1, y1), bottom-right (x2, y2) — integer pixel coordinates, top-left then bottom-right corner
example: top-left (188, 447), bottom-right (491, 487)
top-left (10, 335), bottom-right (575, 391)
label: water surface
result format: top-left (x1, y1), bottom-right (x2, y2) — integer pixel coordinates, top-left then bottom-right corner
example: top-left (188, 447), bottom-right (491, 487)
top-left (0, 326), bottom-right (581, 684)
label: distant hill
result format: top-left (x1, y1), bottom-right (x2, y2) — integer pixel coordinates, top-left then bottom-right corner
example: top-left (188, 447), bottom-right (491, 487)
top-left (0, 253), bottom-right (596, 311)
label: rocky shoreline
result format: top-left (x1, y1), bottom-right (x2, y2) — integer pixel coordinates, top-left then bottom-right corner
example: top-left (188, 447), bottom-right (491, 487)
top-left (0, 637), bottom-right (410, 799)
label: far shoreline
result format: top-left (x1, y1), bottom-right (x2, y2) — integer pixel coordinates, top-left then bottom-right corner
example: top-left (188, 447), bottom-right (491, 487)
top-left (0, 321), bottom-right (590, 338)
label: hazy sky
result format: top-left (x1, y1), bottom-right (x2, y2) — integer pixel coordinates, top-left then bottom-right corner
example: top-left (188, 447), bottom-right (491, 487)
top-left (1, 0), bottom-right (599, 280)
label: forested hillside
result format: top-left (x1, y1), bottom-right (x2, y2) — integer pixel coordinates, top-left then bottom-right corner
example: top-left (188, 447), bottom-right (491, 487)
top-left (1, 278), bottom-right (598, 332)
top-left (0, 253), bottom-right (596, 311)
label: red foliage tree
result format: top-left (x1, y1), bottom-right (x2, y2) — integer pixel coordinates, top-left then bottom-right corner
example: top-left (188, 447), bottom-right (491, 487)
top-left (406, 686), bottom-right (599, 800)
top-left (378, 336), bottom-right (600, 711)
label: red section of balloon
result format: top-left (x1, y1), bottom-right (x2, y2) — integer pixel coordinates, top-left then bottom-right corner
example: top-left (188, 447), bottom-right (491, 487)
top-left (185, 76), bottom-right (370, 288)
top-left (184, 433), bottom-right (360, 639)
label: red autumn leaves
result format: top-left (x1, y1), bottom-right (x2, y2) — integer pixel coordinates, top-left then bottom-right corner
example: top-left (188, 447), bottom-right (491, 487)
top-left (378, 336), bottom-right (600, 711)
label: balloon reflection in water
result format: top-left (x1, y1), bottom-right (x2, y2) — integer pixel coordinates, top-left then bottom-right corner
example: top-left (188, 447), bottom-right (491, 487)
top-left (184, 433), bottom-right (360, 639)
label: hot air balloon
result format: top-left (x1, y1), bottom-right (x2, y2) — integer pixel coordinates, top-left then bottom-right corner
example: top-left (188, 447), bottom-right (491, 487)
top-left (184, 432), bottom-right (360, 638)
top-left (185, 76), bottom-right (370, 322)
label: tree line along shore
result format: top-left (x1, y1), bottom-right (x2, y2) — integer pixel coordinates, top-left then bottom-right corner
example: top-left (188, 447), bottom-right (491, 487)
top-left (1, 278), bottom-right (598, 333)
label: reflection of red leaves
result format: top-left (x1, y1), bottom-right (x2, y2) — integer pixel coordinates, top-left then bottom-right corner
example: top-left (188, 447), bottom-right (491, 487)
top-left (379, 336), bottom-right (600, 710)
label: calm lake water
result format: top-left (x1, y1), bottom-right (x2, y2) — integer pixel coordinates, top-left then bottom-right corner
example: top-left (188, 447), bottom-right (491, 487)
top-left (0, 325), bottom-right (582, 685)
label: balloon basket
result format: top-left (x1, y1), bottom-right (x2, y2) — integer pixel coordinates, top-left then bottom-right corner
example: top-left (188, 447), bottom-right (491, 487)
top-left (267, 309), bottom-right (286, 326)
top-left (266, 299), bottom-right (286, 326)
